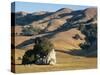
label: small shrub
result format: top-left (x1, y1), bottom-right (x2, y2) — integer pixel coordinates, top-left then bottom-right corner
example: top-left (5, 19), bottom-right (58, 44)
top-left (73, 34), bottom-right (81, 40)
top-left (79, 42), bottom-right (90, 50)
top-left (22, 50), bottom-right (35, 64)
top-left (18, 57), bottom-right (22, 60)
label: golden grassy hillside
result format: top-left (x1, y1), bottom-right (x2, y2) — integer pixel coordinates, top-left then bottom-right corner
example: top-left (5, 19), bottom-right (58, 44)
top-left (51, 28), bottom-right (85, 50)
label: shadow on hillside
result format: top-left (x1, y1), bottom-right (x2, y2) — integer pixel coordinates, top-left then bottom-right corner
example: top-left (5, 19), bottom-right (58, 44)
top-left (55, 49), bottom-right (97, 57)
top-left (15, 17), bottom-right (76, 49)
top-left (15, 35), bottom-right (50, 49)
top-left (16, 39), bottom-right (35, 49)
top-left (12, 12), bottom-right (53, 26)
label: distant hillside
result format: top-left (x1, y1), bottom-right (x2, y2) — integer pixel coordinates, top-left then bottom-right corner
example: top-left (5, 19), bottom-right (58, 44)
top-left (12, 7), bottom-right (97, 57)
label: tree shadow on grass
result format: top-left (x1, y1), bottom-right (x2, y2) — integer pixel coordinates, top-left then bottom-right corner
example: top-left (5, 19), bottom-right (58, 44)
top-left (55, 49), bottom-right (97, 57)
top-left (16, 39), bottom-right (35, 49)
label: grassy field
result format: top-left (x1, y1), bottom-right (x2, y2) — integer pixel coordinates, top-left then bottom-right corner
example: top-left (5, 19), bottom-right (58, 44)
top-left (12, 32), bottom-right (97, 73)
top-left (12, 50), bottom-right (97, 73)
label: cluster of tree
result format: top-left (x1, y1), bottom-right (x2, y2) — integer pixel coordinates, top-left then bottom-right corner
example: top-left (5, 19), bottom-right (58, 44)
top-left (78, 23), bottom-right (97, 57)
top-left (21, 25), bottom-right (41, 36)
top-left (22, 37), bottom-right (56, 65)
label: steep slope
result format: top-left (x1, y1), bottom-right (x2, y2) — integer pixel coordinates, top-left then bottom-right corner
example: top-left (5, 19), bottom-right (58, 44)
top-left (13, 7), bottom-right (97, 54)
top-left (45, 19), bottom-right (66, 32)
top-left (50, 28), bottom-right (85, 50)
top-left (83, 7), bottom-right (97, 20)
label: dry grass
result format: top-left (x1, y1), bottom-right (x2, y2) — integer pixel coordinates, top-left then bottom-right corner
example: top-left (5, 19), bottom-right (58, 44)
top-left (12, 28), bottom-right (97, 73)
top-left (13, 50), bottom-right (97, 73)
top-left (51, 28), bottom-right (85, 50)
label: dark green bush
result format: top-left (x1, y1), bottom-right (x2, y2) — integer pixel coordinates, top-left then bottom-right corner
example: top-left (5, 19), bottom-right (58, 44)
top-left (22, 50), bottom-right (35, 64)
top-left (73, 34), bottom-right (81, 40)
